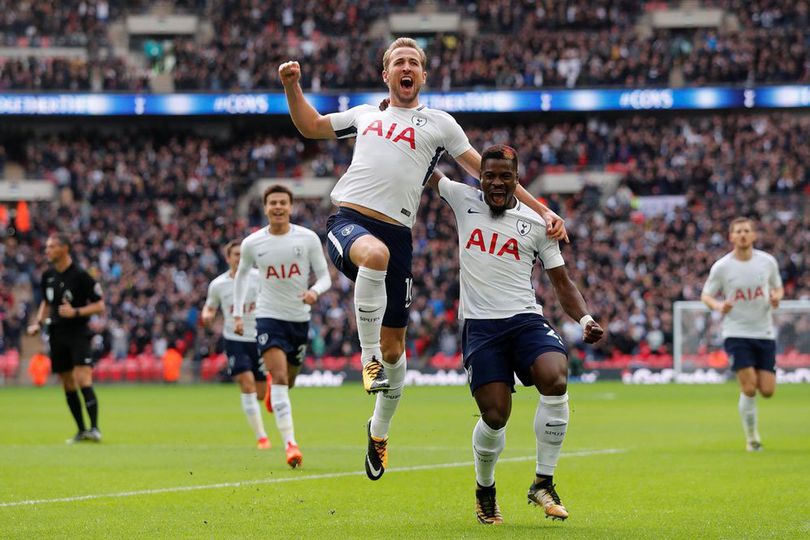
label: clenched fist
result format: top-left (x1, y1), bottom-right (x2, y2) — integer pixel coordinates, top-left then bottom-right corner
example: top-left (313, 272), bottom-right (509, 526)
top-left (582, 320), bottom-right (605, 344)
top-left (278, 61), bottom-right (301, 88)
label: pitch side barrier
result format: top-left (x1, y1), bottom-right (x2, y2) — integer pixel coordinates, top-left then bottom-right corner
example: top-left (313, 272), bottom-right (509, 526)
top-left (1, 85), bottom-right (809, 116)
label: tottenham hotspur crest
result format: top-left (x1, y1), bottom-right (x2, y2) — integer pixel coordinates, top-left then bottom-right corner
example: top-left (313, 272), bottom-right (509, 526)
top-left (412, 115), bottom-right (427, 127)
top-left (294, 246), bottom-right (304, 257)
top-left (516, 219), bottom-right (532, 236)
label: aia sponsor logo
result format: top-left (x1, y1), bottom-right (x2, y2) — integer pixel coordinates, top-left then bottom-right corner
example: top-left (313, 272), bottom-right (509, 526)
top-left (266, 264), bottom-right (302, 279)
top-left (465, 228), bottom-right (520, 260)
top-left (362, 120), bottom-right (416, 150)
top-left (732, 286), bottom-right (765, 302)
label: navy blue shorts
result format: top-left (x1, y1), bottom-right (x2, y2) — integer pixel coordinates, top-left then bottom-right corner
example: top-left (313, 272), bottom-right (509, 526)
top-left (724, 337), bottom-right (776, 373)
top-left (326, 207), bottom-right (413, 328)
top-left (462, 313), bottom-right (568, 393)
top-left (256, 317), bottom-right (309, 366)
top-left (224, 339), bottom-right (266, 381)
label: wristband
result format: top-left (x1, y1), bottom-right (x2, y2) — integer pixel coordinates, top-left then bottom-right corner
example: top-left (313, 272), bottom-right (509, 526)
top-left (579, 314), bottom-right (595, 329)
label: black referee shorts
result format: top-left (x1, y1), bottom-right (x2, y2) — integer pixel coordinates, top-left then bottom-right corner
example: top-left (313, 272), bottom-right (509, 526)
top-left (49, 333), bottom-right (94, 373)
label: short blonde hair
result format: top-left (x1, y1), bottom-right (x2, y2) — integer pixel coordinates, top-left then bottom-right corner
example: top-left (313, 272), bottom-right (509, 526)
top-left (382, 37), bottom-right (427, 70)
top-left (729, 217), bottom-right (753, 233)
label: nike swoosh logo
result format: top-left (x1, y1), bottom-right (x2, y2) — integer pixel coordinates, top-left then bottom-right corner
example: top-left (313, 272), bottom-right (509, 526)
top-left (545, 422), bottom-right (567, 427)
top-left (467, 208), bottom-right (482, 214)
top-left (257, 252), bottom-right (268, 257)
top-left (358, 307), bottom-right (381, 313)
top-left (366, 455), bottom-right (382, 477)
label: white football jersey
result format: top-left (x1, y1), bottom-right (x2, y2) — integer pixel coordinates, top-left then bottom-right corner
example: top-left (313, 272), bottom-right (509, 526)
top-left (233, 224), bottom-right (331, 322)
top-left (328, 103), bottom-right (472, 227)
top-left (702, 249), bottom-right (783, 339)
top-left (438, 177), bottom-right (564, 320)
top-left (205, 269), bottom-right (259, 342)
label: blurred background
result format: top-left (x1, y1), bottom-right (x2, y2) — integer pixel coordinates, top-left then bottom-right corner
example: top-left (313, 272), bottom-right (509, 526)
top-left (0, 0), bottom-right (808, 387)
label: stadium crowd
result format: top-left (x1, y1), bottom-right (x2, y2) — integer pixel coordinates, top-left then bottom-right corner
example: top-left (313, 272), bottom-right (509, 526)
top-left (1, 112), bottom-right (808, 373)
top-left (1, 1), bottom-right (808, 91)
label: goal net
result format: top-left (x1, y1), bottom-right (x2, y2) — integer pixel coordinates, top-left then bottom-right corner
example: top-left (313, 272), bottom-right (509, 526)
top-left (673, 300), bottom-right (810, 375)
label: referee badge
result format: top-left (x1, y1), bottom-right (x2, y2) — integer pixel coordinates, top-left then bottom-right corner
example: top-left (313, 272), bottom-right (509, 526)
top-left (46, 287), bottom-right (54, 302)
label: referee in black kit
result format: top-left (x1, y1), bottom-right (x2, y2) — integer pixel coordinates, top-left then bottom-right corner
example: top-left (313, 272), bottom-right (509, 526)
top-left (27, 234), bottom-right (105, 443)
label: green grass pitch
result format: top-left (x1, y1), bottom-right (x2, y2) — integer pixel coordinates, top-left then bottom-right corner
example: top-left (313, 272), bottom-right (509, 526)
top-left (1, 382), bottom-right (809, 538)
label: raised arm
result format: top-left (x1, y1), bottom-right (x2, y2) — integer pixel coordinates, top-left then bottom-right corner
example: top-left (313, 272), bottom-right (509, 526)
top-left (454, 148), bottom-right (569, 243)
top-left (279, 61), bottom-right (337, 139)
top-left (545, 265), bottom-right (604, 344)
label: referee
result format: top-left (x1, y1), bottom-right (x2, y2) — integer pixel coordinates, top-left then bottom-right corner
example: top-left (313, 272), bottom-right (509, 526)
top-left (27, 234), bottom-right (105, 443)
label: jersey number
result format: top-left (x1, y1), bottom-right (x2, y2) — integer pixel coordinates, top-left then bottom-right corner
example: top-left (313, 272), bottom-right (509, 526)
top-left (544, 324), bottom-right (564, 347)
top-left (294, 344), bottom-right (308, 365)
top-left (405, 278), bottom-right (413, 308)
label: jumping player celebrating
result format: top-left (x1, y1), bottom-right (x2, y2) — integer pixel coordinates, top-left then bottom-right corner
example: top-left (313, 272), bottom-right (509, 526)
top-left (279, 37), bottom-right (568, 481)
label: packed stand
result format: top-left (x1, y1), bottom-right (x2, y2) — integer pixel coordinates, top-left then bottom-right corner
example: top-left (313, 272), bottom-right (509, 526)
top-left (0, 0), bottom-right (112, 48)
top-left (3, 0), bottom-right (808, 91)
top-left (2, 115), bottom-right (807, 378)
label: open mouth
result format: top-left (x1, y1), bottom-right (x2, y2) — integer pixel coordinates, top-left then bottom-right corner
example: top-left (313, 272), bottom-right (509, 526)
top-left (489, 191), bottom-right (506, 205)
top-left (401, 76), bottom-right (414, 89)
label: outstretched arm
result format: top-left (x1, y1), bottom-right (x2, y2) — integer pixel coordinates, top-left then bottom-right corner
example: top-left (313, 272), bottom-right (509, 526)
top-left (545, 265), bottom-right (604, 343)
top-left (453, 148), bottom-right (569, 243)
top-left (279, 61), bottom-right (337, 139)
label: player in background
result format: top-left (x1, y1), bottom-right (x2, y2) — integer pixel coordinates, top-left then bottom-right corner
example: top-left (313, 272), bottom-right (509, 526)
top-left (429, 146), bottom-right (603, 524)
top-left (700, 217), bottom-right (784, 452)
top-left (279, 37), bottom-right (568, 481)
top-left (233, 185), bottom-right (331, 468)
top-left (202, 240), bottom-right (270, 449)
top-left (27, 234), bottom-right (106, 443)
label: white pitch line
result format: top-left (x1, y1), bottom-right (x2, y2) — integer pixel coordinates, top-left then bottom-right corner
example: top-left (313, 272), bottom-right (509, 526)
top-left (0, 448), bottom-right (625, 508)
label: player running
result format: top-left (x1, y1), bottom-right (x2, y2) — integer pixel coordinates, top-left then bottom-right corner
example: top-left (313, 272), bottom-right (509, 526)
top-left (202, 240), bottom-right (270, 449)
top-left (279, 37), bottom-right (568, 481)
top-left (429, 146), bottom-right (604, 524)
top-left (701, 217), bottom-right (784, 452)
top-left (233, 185), bottom-right (331, 468)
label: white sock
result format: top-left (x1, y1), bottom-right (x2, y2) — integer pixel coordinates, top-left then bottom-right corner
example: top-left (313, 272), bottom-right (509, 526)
top-left (739, 393), bottom-right (759, 442)
top-left (535, 393), bottom-right (569, 477)
top-left (240, 392), bottom-right (267, 440)
top-left (271, 384), bottom-right (296, 446)
top-left (370, 352), bottom-right (407, 439)
top-left (354, 266), bottom-right (387, 363)
top-left (472, 418), bottom-right (506, 488)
